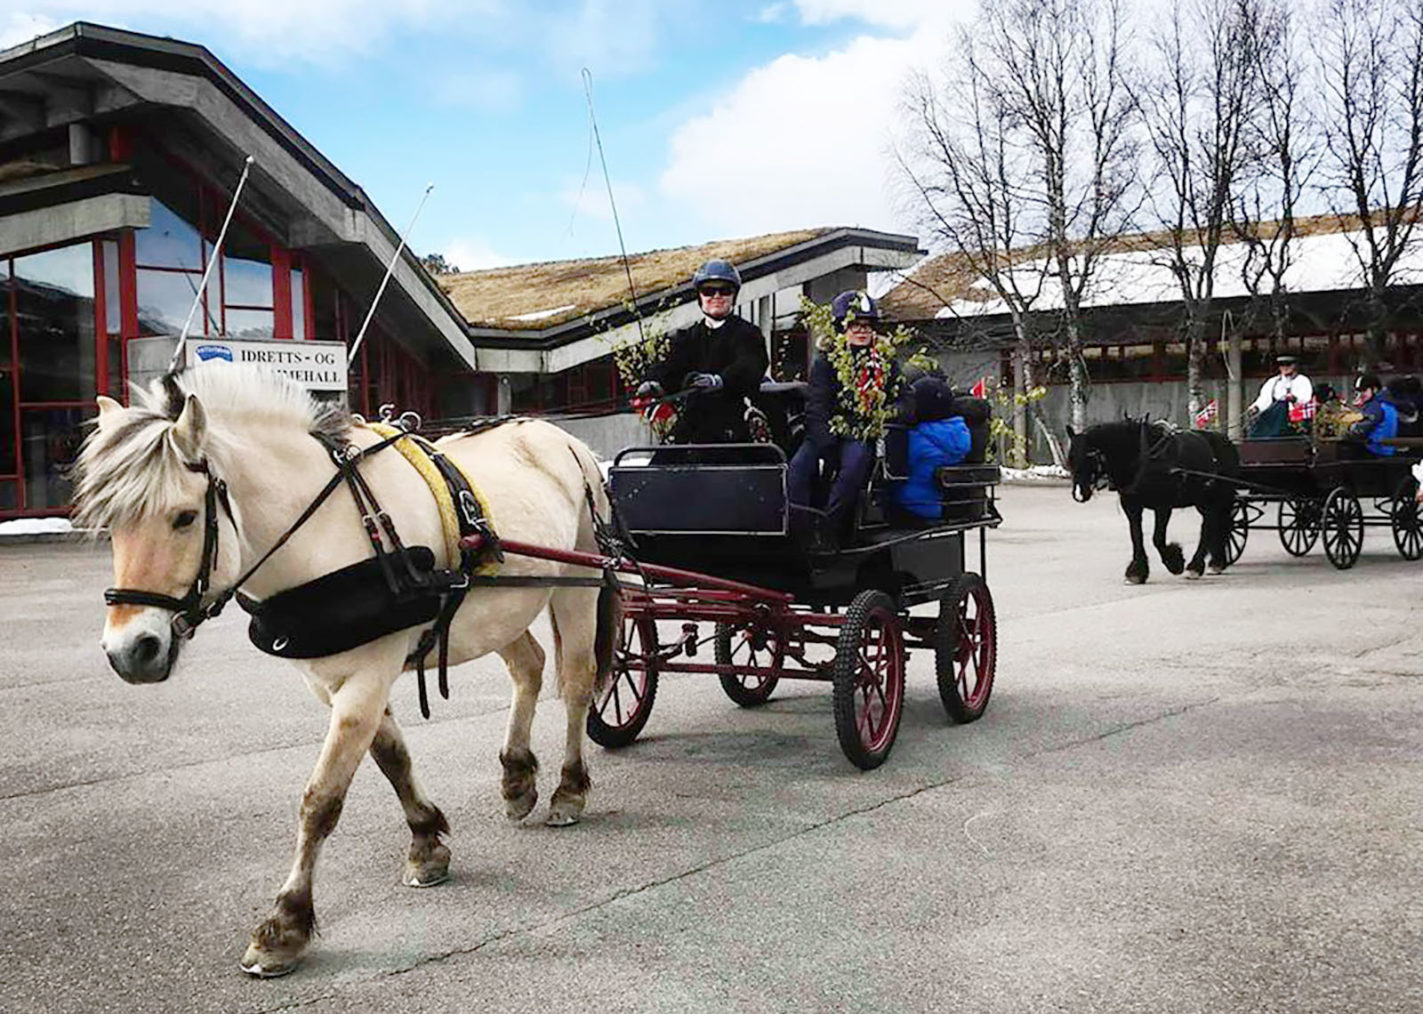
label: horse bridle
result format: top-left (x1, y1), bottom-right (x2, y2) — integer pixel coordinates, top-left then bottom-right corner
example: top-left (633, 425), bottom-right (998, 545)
top-left (104, 459), bottom-right (234, 638)
top-left (1072, 447), bottom-right (1112, 502)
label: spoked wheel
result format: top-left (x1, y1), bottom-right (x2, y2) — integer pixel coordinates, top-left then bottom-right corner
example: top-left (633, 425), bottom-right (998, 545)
top-left (1224, 500), bottom-right (1251, 565)
top-left (587, 615), bottom-right (659, 748)
top-left (935, 574), bottom-right (997, 723)
top-left (713, 620), bottom-right (782, 707)
top-left (1321, 488), bottom-right (1364, 570)
top-left (1277, 497), bottom-right (1321, 557)
top-left (832, 590), bottom-right (906, 771)
top-left (1391, 476), bottom-right (1423, 560)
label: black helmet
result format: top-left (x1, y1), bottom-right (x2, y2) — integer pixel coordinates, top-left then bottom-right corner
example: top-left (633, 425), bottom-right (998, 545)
top-left (1356, 372), bottom-right (1382, 392)
top-left (831, 290), bottom-right (880, 330)
top-left (692, 259), bottom-right (741, 292)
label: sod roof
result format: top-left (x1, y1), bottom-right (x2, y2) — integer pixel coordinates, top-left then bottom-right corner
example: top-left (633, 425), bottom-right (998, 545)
top-left (438, 228), bottom-right (831, 331)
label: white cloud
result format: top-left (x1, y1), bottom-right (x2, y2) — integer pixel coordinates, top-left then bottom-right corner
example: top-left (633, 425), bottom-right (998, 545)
top-left (0, 13), bottom-right (61, 49)
top-left (4, 1), bottom-right (495, 64)
top-left (440, 236), bottom-right (513, 272)
top-left (561, 179), bottom-right (647, 223)
top-left (792, 0), bottom-right (968, 30)
top-left (659, 26), bottom-right (957, 237)
top-left (755, 3), bottom-right (790, 23)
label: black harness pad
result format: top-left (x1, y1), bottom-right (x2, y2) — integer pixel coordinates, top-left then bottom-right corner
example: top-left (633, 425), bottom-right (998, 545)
top-left (239, 547), bottom-right (443, 659)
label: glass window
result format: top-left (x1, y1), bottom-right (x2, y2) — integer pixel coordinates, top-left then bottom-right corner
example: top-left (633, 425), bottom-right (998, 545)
top-left (0, 258), bottom-right (10, 369)
top-left (21, 407), bottom-right (85, 510)
top-left (221, 218), bottom-right (272, 308)
top-left (291, 267), bottom-right (305, 339)
top-left (13, 244), bottom-right (96, 402)
top-left (137, 269), bottom-right (211, 337)
top-left (136, 199), bottom-right (204, 271)
top-left (0, 371), bottom-right (14, 473)
top-left (0, 480), bottom-right (16, 511)
top-left (223, 308), bottom-right (274, 340)
top-left (102, 240), bottom-right (120, 333)
top-left (310, 268), bottom-right (339, 343)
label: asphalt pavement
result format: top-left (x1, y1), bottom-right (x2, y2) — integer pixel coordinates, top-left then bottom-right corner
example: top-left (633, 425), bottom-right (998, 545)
top-left (1, 483), bottom-right (1420, 1014)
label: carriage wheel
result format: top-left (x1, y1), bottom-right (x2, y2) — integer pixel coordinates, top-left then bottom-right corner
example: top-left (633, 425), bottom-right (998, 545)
top-left (1391, 476), bottom-right (1423, 560)
top-left (831, 590), bottom-right (906, 771)
top-left (1321, 488), bottom-right (1364, 570)
top-left (1277, 497), bottom-right (1321, 557)
top-left (1223, 500), bottom-right (1250, 565)
top-left (934, 574), bottom-right (997, 724)
top-left (714, 621), bottom-right (782, 707)
top-left (587, 615), bottom-right (659, 748)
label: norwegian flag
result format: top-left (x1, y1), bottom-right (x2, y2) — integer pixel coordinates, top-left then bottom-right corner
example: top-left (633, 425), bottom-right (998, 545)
top-left (1192, 398), bottom-right (1218, 429)
top-left (1288, 398), bottom-right (1317, 423)
top-left (969, 376), bottom-right (990, 399)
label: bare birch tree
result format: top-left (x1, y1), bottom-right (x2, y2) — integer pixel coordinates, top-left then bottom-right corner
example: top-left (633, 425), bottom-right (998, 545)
top-left (897, 35), bottom-right (1059, 465)
top-left (1315, 0), bottom-right (1423, 366)
top-left (978, 0), bottom-right (1139, 432)
top-left (1136, 0), bottom-right (1260, 420)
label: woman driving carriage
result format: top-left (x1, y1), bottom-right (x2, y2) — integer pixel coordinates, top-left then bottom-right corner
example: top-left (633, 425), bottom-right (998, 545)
top-left (788, 291), bottom-right (900, 552)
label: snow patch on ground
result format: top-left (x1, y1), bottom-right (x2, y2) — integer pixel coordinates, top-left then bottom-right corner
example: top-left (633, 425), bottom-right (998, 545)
top-left (1001, 464), bottom-right (1070, 482)
top-left (0, 517), bottom-right (73, 535)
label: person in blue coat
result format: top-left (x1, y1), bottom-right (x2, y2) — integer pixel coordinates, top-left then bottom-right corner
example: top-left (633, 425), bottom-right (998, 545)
top-left (893, 416), bottom-right (973, 519)
top-left (1349, 372), bottom-right (1399, 455)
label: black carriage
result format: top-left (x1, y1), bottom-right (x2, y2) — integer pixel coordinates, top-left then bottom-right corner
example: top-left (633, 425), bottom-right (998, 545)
top-left (1225, 437), bottom-right (1423, 570)
top-left (590, 442), bottom-right (1002, 770)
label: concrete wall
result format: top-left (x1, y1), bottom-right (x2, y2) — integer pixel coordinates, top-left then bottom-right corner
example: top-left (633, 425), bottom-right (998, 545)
top-left (547, 410), bottom-right (653, 461)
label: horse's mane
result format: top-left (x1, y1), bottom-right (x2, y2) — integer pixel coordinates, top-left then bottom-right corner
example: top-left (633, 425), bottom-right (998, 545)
top-left (72, 365), bottom-right (351, 530)
top-left (1084, 416), bottom-right (1171, 442)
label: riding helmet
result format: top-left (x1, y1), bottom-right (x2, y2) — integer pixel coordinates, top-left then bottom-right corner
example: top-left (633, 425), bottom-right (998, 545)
top-left (692, 259), bottom-right (742, 292)
top-left (831, 290), bottom-right (881, 330)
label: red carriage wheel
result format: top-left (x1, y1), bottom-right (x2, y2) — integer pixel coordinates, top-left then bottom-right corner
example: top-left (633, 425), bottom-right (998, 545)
top-left (714, 620), bottom-right (782, 707)
top-left (934, 573), bottom-right (997, 724)
top-left (587, 615), bottom-right (659, 748)
top-left (832, 590), bottom-right (906, 770)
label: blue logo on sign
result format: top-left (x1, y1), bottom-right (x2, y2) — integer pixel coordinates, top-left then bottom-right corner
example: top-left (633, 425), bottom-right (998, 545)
top-left (195, 344), bottom-right (233, 363)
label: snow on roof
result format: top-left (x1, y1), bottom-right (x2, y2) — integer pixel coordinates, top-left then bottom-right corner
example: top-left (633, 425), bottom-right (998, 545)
top-left (507, 304), bottom-right (578, 323)
top-left (932, 227), bottom-right (1423, 320)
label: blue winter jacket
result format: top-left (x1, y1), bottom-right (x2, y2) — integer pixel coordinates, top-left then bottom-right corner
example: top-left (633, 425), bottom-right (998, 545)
top-left (1361, 398), bottom-right (1400, 456)
top-left (894, 417), bottom-right (972, 518)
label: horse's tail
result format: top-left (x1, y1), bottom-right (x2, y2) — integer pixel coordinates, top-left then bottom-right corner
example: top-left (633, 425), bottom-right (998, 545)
top-left (564, 436), bottom-right (621, 685)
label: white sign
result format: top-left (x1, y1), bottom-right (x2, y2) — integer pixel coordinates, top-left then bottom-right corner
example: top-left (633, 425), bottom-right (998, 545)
top-left (184, 339), bottom-right (348, 393)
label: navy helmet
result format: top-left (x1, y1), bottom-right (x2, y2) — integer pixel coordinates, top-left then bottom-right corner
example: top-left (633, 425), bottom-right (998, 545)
top-left (692, 259), bottom-right (741, 292)
top-left (831, 290), bottom-right (881, 330)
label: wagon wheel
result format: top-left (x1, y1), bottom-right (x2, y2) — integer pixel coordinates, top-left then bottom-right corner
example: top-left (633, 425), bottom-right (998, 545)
top-left (1277, 497), bottom-right (1321, 557)
top-left (1391, 475), bottom-right (1423, 560)
top-left (587, 615), bottom-right (659, 748)
top-left (831, 589), bottom-right (906, 771)
top-left (1221, 499), bottom-right (1251, 565)
top-left (714, 620), bottom-right (782, 707)
top-left (934, 573), bottom-right (997, 724)
top-left (1321, 488), bottom-right (1364, 570)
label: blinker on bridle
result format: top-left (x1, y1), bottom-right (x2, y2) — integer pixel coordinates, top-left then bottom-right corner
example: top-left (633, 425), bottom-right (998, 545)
top-left (104, 459), bottom-right (233, 639)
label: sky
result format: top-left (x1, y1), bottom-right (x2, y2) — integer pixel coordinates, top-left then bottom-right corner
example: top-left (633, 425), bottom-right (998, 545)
top-left (1, 1), bottom-right (973, 271)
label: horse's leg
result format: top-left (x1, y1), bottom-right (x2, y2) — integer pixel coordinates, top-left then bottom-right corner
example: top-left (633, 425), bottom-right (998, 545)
top-left (1123, 497), bottom-right (1150, 584)
top-left (1186, 502), bottom-right (1211, 579)
top-left (1208, 494), bottom-right (1232, 573)
top-left (545, 585), bottom-right (600, 827)
top-left (1152, 506), bottom-right (1185, 574)
top-left (498, 631), bottom-right (546, 822)
top-left (241, 669), bottom-right (391, 977)
top-left (369, 706), bottom-right (451, 888)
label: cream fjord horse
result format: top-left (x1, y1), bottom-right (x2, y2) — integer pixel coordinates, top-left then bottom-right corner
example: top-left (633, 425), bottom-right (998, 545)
top-left (74, 365), bottom-right (617, 977)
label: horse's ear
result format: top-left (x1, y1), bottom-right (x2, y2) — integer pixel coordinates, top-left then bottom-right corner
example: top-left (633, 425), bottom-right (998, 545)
top-left (95, 395), bottom-right (122, 432)
top-left (171, 394), bottom-right (207, 458)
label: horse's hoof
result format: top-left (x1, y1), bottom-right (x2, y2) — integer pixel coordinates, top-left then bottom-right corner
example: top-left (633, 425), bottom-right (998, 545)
top-left (403, 867), bottom-right (451, 888)
top-left (1124, 575), bottom-right (1147, 585)
top-left (1208, 565), bottom-right (1225, 575)
top-left (240, 947), bottom-right (300, 979)
top-left (545, 809), bottom-right (581, 828)
top-left (1184, 569), bottom-right (1202, 581)
top-left (403, 843), bottom-right (451, 887)
top-left (504, 788), bottom-right (538, 822)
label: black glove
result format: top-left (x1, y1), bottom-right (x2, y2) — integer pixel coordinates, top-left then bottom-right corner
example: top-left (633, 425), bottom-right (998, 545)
top-left (686, 372), bottom-right (724, 392)
top-left (635, 380), bottom-right (663, 399)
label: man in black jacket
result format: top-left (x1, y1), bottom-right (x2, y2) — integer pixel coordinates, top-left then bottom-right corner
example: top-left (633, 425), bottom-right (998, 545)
top-left (636, 259), bottom-right (769, 444)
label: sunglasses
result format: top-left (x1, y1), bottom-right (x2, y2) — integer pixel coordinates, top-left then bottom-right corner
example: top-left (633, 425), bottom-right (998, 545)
top-left (699, 286), bottom-right (735, 297)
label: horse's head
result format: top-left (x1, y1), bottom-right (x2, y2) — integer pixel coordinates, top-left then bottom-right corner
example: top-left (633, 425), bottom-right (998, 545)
top-left (1067, 424), bottom-right (1106, 502)
top-left (76, 387), bottom-right (242, 684)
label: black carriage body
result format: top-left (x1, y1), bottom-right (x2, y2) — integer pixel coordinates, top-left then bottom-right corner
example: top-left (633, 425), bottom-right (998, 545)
top-left (607, 444), bottom-right (996, 607)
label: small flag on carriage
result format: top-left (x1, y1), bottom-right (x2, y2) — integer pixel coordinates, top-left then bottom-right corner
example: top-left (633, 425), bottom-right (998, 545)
top-left (1192, 398), bottom-right (1218, 429)
top-left (1288, 398), bottom-right (1317, 423)
top-left (969, 376), bottom-right (990, 399)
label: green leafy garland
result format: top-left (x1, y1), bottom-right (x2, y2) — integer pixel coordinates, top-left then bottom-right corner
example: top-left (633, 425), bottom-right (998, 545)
top-left (801, 297), bottom-right (929, 442)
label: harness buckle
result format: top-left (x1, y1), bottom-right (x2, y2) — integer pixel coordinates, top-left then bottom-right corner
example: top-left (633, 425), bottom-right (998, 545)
top-left (171, 612), bottom-right (196, 639)
top-left (458, 489), bottom-right (481, 526)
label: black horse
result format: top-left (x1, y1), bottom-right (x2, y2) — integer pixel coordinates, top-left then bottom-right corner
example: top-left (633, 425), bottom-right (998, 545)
top-left (1067, 418), bottom-right (1240, 583)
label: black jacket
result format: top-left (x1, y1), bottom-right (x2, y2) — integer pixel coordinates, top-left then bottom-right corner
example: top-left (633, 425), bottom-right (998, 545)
top-left (649, 315), bottom-right (769, 443)
top-left (804, 348), bottom-right (899, 452)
